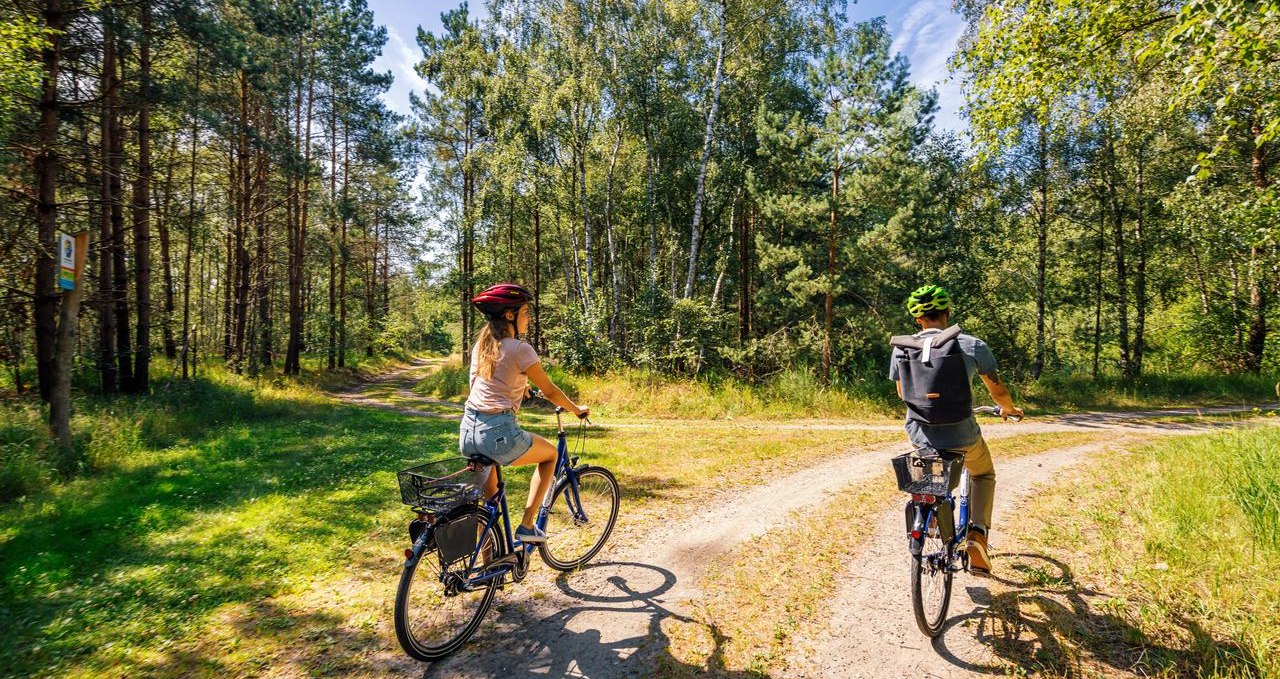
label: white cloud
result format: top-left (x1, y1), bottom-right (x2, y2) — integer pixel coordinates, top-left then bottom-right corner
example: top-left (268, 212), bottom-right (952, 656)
top-left (375, 28), bottom-right (428, 117)
top-left (887, 0), bottom-right (968, 132)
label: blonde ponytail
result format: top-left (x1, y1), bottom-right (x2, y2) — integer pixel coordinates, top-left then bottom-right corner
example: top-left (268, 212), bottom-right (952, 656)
top-left (474, 315), bottom-right (513, 379)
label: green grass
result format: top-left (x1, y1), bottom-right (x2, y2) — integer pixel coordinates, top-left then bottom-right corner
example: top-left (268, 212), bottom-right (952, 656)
top-left (414, 357), bottom-right (1277, 421)
top-left (0, 360), bottom-right (903, 677)
top-left (1024, 372), bottom-right (1278, 410)
top-left (1008, 425), bottom-right (1280, 678)
top-left (415, 361), bottom-right (903, 420)
top-left (0, 378), bottom-right (463, 677)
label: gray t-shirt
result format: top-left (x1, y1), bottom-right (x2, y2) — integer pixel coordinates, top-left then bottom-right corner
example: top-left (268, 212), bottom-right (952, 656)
top-left (889, 329), bottom-right (998, 449)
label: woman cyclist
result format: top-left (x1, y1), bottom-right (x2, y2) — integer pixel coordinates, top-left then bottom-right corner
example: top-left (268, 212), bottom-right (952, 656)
top-left (461, 283), bottom-right (589, 544)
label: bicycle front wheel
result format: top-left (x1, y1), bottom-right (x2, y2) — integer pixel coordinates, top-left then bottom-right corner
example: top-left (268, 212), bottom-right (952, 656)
top-left (910, 511), bottom-right (953, 637)
top-left (394, 506), bottom-right (500, 660)
top-left (539, 466), bottom-right (620, 571)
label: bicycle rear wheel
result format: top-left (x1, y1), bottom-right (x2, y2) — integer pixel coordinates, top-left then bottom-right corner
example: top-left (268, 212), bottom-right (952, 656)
top-left (910, 509), bottom-right (953, 637)
top-left (394, 506), bottom-right (500, 660)
top-left (539, 466), bottom-right (620, 571)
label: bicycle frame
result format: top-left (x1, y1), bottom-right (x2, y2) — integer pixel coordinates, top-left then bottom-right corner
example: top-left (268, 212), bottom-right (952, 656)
top-left (420, 408), bottom-right (590, 590)
top-left (909, 461), bottom-right (971, 572)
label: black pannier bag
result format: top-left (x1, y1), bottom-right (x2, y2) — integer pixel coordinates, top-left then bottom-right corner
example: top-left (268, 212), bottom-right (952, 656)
top-left (890, 324), bottom-right (972, 425)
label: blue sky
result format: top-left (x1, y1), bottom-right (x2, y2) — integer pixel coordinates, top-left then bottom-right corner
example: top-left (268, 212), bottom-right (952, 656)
top-left (366, 0), bottom-right (968, 132)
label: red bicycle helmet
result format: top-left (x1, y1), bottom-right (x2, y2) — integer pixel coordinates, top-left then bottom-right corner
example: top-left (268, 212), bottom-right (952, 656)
top-left (471, 283), bottom-right (534, 316)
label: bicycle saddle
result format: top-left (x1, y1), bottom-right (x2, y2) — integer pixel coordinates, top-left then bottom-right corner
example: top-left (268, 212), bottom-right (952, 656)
top-left (467, 454), bottom-right (498, 467)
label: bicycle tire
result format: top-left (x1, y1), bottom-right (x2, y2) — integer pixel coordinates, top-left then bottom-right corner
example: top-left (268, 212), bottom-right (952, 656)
top-left (394, 505), bottom-right (501, 660)
top-left (910, 510), bottom-right (953, 637)
top-left (539, 466), bottom-right (620, 571)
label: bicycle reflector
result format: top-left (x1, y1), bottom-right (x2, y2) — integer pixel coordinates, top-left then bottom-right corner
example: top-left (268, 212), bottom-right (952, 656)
top-left (910, 529), bottom-right (923, 539)
top-left (912, 493), bottom-right (936, 504)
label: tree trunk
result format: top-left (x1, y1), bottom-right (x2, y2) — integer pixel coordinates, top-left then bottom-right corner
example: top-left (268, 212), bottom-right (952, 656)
top-left (327, 93), bottom-right (338, 370)
top-left (533, 201), bottom-right (542, 352)
top-left (1132, 145), bottom-right (1147, 376)
top-left (51, 253), bottom-right (84, 448)
top-left (604, 123), bottom-right (623, 344)
top-left (34, 0), bottom-right (66, 405)
top-left (684, 1), bottom-right (726, 299)
top-left (1245, 125), bottom-right (1271, 373)
top-left (253, 138), bottom-right (271, 371)
top-left (98, 15), bottom-right (117, 393)
top-left (823, 166), bottom-right (839, 384)
top-left (158, 133), bottom-right (178, 360)
top-left (1032, 122), bottom-right (1049, 379)
top-left (1092, 192), bottom-right (1104, 379)
top-left (739, 202), bottom-right (753, 343)
top-left (1105, 132), bottom-right (1131, 379)
top-left (131, 1), bottom-right (153, 391)
top-left (338, 119), bottom-right (349, 368)
top-left (577, 141), bottom-right (594, 305)
top-left (111, 38), bottom-right (132, 388)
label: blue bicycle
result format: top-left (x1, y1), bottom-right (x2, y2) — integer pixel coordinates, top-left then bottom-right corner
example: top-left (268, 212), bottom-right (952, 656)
top-left (893, 405), bottom-right (1018, 636)
top-left (393, 407), bottom-right (620, 660)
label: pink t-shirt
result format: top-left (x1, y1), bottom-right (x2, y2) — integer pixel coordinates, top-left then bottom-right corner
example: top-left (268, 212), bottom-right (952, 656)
top-left (466, 338), bottom-right (540, 413)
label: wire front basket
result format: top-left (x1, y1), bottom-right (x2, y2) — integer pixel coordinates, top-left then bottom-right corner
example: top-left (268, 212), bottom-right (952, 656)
top-left (891, 450), bottom-right (962, 496)
top-left (397, 457), bottom-right (485, 511)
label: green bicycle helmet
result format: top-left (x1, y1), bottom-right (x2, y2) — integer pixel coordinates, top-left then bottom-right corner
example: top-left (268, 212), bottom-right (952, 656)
top-left (906, 284), bottom-right (952, 318)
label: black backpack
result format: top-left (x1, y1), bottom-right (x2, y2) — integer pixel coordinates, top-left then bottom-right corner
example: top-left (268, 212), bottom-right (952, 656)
top-left (890, 325), bottom-right (972, 424)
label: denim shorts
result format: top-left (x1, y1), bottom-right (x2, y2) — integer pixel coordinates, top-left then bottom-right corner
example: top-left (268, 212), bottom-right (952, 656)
top-left (459, 407), bottom-right (533, 465)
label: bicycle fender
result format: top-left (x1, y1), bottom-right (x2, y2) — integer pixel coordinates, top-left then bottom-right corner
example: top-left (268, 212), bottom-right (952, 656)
top-left (404, 530), bottom-right (432, 569)
top-left (909, 503), bottom-right (929, 557)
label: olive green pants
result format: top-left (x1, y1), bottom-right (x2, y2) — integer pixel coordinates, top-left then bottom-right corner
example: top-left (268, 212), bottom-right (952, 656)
top-left (952, 436), bottom-right (996, 532)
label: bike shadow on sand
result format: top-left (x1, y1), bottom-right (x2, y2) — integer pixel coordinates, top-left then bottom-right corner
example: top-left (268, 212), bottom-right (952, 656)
top-left (928, 551), bottom-right (1254, 676)
top-left (421, 561), bottom-right (765, 679)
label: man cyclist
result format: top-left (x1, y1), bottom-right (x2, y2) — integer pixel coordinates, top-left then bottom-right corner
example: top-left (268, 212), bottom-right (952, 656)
top-left (889, 285), bottom-right (1023, 576)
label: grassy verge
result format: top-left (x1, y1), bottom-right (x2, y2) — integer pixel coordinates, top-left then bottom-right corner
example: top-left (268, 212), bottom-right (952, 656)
top-left (1023, 373), bottom-right (1278, 411)
top-left (413, 360), bottom-right (900, 420)
top-left (414, 358), bottom-right (1277, 421)
top-left (991, 425), bottom-right (1280, 678)
top-left (657, 430), bottom-right (1111, 678)
top-left (0, 361), bottom-right (903, 677)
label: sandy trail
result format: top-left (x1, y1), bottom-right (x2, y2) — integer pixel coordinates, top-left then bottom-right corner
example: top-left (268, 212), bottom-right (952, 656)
top-left (781, 419), bottom-right (1235, 679)
top-left (411, 417), bottom-right (1238, 678)
top-left (332, 362), bottom-right (1267, 677)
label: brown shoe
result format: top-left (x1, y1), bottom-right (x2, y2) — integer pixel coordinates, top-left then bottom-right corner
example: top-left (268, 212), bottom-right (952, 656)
top-left (967, 530), bottom-right (992, 576)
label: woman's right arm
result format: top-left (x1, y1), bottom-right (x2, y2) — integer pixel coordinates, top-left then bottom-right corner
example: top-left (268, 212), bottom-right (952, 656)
top-left (525, 363), bottom-right (587, 418)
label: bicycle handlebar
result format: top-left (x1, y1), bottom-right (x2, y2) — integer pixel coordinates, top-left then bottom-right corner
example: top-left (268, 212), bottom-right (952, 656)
top-left (973, 405), bottom-right (1021, 423)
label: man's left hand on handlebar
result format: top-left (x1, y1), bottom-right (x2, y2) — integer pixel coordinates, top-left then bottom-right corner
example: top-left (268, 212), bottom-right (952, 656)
top-left (1000, 405), bottom-right (1024, 421)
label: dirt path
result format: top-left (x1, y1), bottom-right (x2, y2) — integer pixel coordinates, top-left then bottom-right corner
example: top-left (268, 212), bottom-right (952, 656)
top-left (334, 365), bottom-right (1266, 677)
top-left (331, 357), bottom-right (464, 420)
top-left (783, 440), bottom-right (1121, 678)
top-left (414, 421), bottom-right (1240, 678)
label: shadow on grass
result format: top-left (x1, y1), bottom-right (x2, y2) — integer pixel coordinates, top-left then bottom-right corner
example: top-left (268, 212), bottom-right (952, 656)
top-left (419, 561), bottom-right (766, 679)
top-left (930, 552), bottom-right (1261, 677)
top-left (0, 378), bottom-right (460, 676)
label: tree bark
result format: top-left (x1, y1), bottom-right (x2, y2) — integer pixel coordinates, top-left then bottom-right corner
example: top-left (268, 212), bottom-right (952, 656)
top-left (823, 166), bottom-right (838, 383)
top-left (684, 1), bottom-right (726, 299)
top-left (158, 133), bottom-right (178, 360)
top-left (604, 123), bottom-right (623, 344)
top-left (1132, 145), bottom-right (1147, 376)
top-left (1105, 132), bottom-right (1131, 379)
top-left (98, 14), bottom-right (117, 393)
top-left (34, 0), bottom-right (66, 405)
top-left (131, 0), bottom-right (153, 391)
top-left (111, 34), bottom-right (132, 387)
top-left (533, 201), bottom-right (542, 352)
top-left (1245, 124), bottom-right (1271, 373)
top-left (1032, 122), bottom-right (1049, 379)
